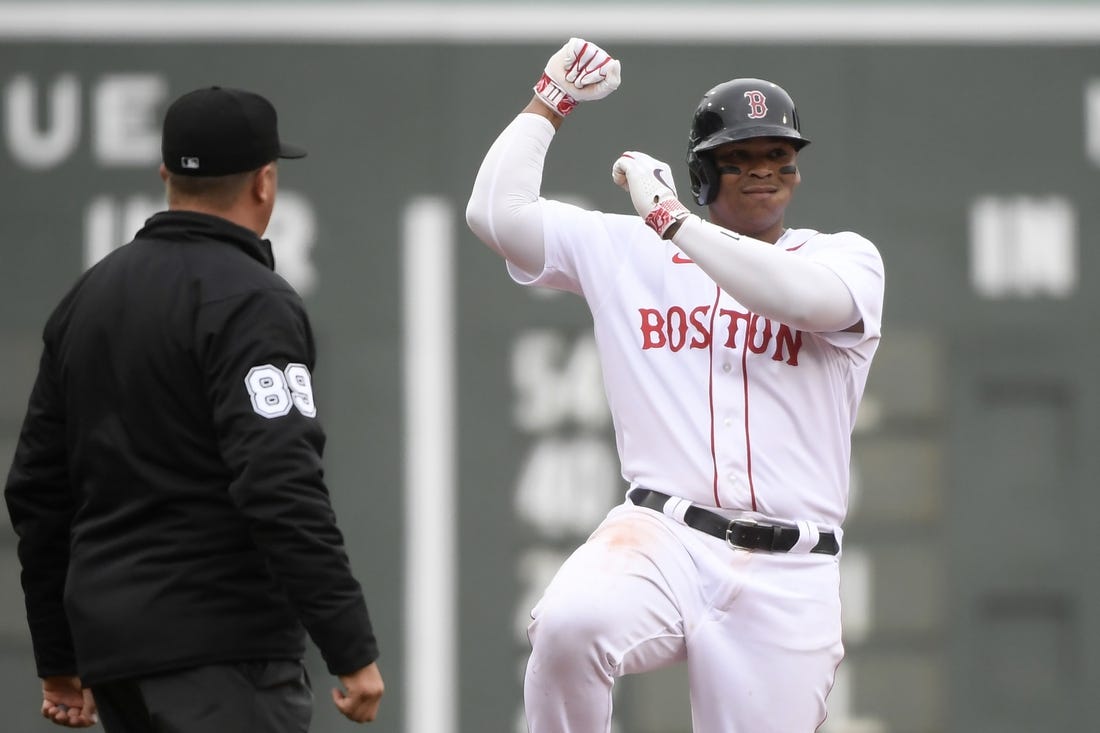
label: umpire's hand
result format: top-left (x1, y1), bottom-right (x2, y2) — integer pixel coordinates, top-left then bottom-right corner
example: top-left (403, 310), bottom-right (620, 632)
top-left (333, 661), bottom-right (385, 723)
top-left (41, 675), bottom-right (98, 728)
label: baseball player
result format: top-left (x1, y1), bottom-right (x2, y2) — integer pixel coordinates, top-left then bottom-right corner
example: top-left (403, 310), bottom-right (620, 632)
top-left (466, 38), bottom-right (884, 732)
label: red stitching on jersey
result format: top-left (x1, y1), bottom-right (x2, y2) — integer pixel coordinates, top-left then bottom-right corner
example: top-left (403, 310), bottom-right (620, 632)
top-left (742, 316), bottom-right (757, 511)
top-left (784, 231), bottom-right (820, 252)
top-left (708, 285), bottom-right (722, 506)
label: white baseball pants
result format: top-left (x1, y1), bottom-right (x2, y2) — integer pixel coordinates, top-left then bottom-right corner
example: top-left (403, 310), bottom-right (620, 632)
top-left (523, 501), bottom-right (844, 733)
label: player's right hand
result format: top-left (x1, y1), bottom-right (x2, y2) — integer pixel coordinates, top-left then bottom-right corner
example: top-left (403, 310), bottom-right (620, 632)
top-left (534, 38), bottom-right (621, 117)
top-left (332, 661), bottom-right (385, 723)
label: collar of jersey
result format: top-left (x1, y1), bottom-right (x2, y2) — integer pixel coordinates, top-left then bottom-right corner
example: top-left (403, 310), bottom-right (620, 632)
top-left (136, 210), bottom-right (276, 270)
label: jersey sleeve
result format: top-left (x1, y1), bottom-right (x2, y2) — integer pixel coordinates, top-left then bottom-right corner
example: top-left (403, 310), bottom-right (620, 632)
top-left (195, 286), bottom-right (378, 675)
top-left (508, 199), bottom-right (649, 311)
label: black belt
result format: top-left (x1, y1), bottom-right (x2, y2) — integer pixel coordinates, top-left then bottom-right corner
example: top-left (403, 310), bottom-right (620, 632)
top-left (628, 488), bottom-right (840, 556)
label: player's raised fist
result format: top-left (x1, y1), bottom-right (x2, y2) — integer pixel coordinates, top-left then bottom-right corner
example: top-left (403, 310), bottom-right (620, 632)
top-left (612, 151), bottom-right (691, 239)
top-left (534, 38), bottom-right (621, 117)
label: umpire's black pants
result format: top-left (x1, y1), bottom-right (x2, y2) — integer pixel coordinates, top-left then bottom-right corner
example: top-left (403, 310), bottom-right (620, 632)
top-left (91, 660), bottom-right (313, 733)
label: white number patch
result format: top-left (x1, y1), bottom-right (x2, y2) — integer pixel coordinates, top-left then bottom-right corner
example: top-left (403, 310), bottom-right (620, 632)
top-left (245, 363), bottom-right (318, 419)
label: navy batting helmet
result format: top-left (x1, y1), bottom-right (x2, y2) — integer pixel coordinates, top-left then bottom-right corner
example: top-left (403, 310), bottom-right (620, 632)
top-left (687, 78), bottom-right (809, 206)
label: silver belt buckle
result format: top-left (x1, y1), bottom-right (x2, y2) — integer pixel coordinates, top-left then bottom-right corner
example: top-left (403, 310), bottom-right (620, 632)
top-left (724, 517), bottom-right (758, 550)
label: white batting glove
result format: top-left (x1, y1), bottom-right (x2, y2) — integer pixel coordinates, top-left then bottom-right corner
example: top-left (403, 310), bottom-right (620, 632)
top-left (612, 151), bottom-right (691, 238)
top-left (534, 38), bottom-right (622, 117)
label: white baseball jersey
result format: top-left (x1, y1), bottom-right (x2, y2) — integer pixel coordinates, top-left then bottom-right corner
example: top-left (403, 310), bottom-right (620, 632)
top-left (508, 206), bottom-right (883, 528)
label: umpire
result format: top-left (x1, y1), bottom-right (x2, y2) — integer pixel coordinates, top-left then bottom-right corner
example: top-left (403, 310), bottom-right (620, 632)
top-left (4, 86), bottom-right (384, 731)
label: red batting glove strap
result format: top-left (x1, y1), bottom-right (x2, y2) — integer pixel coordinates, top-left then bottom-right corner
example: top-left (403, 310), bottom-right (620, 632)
top-left (645, 199), bottom-right (691, 239)
top-left (534, 73), bottom-right (577, 117)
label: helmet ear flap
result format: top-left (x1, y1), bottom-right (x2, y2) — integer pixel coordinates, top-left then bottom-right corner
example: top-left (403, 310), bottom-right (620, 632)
top-left (688, 151), bottom-right (719, 206)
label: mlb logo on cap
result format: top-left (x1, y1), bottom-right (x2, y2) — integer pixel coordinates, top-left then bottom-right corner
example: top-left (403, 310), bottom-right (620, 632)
top-left (180, 157), bottom-right (200, 170)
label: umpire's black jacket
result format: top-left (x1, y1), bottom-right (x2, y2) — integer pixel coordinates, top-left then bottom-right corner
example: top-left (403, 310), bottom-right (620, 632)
top-left (5, 210), bottom-right (378, 685)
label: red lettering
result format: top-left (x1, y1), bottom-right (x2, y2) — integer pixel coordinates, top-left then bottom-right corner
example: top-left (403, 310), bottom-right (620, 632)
top-left (639, 308), bottom-right (666, 349)
top-left (688, 305), bottom-right (711, 348)
top-left (718, 309), bottom-right (751, 349)
top-left (666, 306), bottom-right (688, 352)
top-left (744, 89), bottom-right (768, 119)
top-left (748, 314), bottom-right (772, 354)
top-left (639, 305), bottom-right (800, 367)
top-left (773, 324), bottom-right (802, 365)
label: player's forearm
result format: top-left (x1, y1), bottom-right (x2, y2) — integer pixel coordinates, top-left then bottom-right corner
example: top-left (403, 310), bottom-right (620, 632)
top-left (671, 216), bottom-right (860, 333)
top-left (465, 111), bottom-right (557, 275)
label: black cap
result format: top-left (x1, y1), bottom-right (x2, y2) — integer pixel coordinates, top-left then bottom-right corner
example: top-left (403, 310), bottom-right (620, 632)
top-left (161, 86), bottom-right (306, 176)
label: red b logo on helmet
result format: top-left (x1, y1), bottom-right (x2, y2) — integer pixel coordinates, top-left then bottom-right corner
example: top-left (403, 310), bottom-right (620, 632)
top-left (743, 90), bottom-right (768, 119)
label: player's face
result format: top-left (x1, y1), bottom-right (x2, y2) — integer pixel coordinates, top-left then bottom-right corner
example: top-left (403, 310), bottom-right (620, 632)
top-left (706, 138), bottom-right (801, 244)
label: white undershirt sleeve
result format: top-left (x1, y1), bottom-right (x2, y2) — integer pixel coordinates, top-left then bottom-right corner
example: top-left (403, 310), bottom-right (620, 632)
top-left (670, 215), bottom-right (861, 333)
top-left (465, 113), bottom-right (556, 276)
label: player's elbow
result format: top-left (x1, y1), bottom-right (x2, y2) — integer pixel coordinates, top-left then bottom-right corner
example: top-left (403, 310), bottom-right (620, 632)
top-left (785, 266), bottom-right (862, 333)
top-left (465, 194), bottom-right (494, 246)
top-left (466, 192), bottom-right (544, 268)
top-left (789, 295), bottom-right (860, 333)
